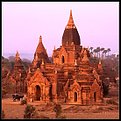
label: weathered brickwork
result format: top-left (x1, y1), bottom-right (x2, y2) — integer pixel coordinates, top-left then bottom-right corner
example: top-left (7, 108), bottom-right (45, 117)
top-left (26, 10), bottom-right (103, 105)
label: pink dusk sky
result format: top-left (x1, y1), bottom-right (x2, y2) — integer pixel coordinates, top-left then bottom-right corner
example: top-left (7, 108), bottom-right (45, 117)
top-left (2, 2), bottom-right (119, 57)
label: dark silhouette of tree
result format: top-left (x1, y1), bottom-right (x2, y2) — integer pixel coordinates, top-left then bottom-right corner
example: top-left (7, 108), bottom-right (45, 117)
top-left (89, 47), bottom-right (93, 57)
top-left (100, 48), bottom-right (105, 59)
top-left (103, 50), bottom-right (108, 58)
top-left (107, 48), bottom-right (111, 56)
top-left (102, 79), bottom-right (109, 97)
top-left (96, 47), bottom-right (100, 58)
top-left (24, 105), bottom-right (36, 119)
top-left (53, 103), bottom-right (62, 118)
top-left (89, 47), bottom-right (93, 53)
top-left (93, 49), bottom-right (98, 58)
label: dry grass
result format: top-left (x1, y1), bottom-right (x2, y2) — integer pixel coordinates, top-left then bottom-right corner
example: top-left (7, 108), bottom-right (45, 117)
top-left (2, 98), bottom-right (119, 119)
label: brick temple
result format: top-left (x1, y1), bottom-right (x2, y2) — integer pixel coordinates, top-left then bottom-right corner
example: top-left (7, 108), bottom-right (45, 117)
top-left (23, 10), bottom-right (103, 105)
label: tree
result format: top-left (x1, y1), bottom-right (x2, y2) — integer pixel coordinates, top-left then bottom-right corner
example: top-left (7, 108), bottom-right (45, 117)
top-left (24, 105), bottom-right (36, 119)
top-left (89, 47), bottom-right (93, 57)
top-left (102, 80), bottom-right (109, 97)
top-left (53, 103), bottom-right (62, 118)
top-left (103, 50), bottom-right (108, 58)
top-left (93, 49), bottom-right (98, 58)
top-left (89, 47), bottom-right (93, 53)
top-left (107, 48), bottom-right (111, 56)
top-left (96, 47), bottom-right (100, 58)
top-left (90, 47), bottom-right (93, 52)
top-left (100, 48), bottom-right (105, 59)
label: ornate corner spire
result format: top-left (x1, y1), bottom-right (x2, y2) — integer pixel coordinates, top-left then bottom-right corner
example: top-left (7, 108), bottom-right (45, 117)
top-left (16, 51), bottom-right (19, 57)
top-left (82, 50), bottom-right (89, 62)
top-left (15, 51), bottom-right (20, 61)
top-left (41, 58), bottom-right (45, 65)
top-left (66, 9), bottom-right (76, 29)
top-left (74, 59), bottom-right (78, 66)
top-left (99, 59), bottom-right (102, 65)
top-left (35, 35), bottom-right (46, 54)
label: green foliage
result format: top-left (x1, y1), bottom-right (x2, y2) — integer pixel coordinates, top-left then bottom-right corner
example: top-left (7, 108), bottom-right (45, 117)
top-left (53, 103), bottom-right (62, 118)
top-left (106, 99), bottom-right (118, 105)
top-left (24, 104), bottom-right (36, 119)
top-left (102, 81), bottom-right (109, 97)
top-left (20, 98), bottom-right (27, 105)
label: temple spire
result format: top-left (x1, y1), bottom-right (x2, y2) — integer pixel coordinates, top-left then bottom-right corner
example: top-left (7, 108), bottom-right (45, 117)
top-left (62, 10), bottom-right (80, 46)
top-left (39, 35), bottom-right (42, 43)
top-left (66, 9), bottom-right (76, 29)
top-left (32, 35), bottom-right (50, 65)
top-left (35, 35), bottom-right (46, 54)
top-left (82, 50), bottom-right (89, 62)
top-left (15, 51), bottom-right (20, 61)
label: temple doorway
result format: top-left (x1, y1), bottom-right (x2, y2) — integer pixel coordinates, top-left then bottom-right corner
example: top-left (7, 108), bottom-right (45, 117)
top-left (35, 85), bottom-right (41, 101)
top-left (62, 56), bottom-right (65, 63)
top-left (74, 92), bottom-right (77, 102)
top-left (94, 92), bottom-right (96, 102)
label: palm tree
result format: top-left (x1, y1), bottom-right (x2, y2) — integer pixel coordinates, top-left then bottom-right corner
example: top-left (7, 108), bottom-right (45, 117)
top-left (90, 47), bottom-right (93, 53)
top-left (100, 48), bottom-right (105, 59)
top-left (107, 48), bottom-right (111, 56)
top-left (93, 49), bottom-right (97, 57)
top-left (96, 47), bottom-right (100, 58)
top-left (89, 47), bottom-right (93, 57)
top-left (103, 50), bottom-right (108, 58)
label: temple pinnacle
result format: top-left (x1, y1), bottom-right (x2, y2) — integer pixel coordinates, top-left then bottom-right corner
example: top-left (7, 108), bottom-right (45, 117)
top-left (66, 9), bottom-right (76, 29)
top-left (15, 51), bottom-right (20, 61)
top-left (39, 35), bottom-right (42, 43)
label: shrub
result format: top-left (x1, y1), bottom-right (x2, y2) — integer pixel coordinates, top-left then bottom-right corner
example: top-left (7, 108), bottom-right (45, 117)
top-left (44, 102), bottom-right (55, 111)
top-left (20, 99), bottom-right (27, 105)
top-left (24, 104), bottom-right (36, 119)
top-left (102, 81), bottom-right (109, 97)
top-left (53, 103), bottom-right (62, 118)
top-left (106, 99), bottom-right (118, 105)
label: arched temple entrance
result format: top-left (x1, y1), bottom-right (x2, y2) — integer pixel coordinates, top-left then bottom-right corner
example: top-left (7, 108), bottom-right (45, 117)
top-left (62, 56), bottom-right (65, 63)
top-left (35, 85), bottom-right (41, 101)
top-left (74, 92), bottom-right (77, 102)
top-left (94, 92), bottom-right (96, 102)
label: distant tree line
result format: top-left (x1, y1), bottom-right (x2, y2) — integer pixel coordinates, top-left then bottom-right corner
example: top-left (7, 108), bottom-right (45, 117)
top-left (89, 47), bottom-right (112, 59)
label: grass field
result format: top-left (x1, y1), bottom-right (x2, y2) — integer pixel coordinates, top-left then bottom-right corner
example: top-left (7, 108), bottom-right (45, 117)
top-left (2, 97), bottom-right (119, 119)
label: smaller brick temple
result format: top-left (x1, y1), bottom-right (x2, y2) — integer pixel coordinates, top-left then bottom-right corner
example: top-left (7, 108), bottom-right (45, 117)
top-left (11, 51), bottom-right (27, 93)
top-left (26, 10), bottom-right (103, 105)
